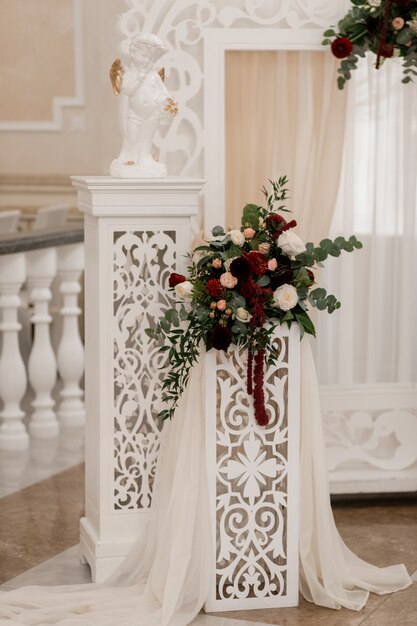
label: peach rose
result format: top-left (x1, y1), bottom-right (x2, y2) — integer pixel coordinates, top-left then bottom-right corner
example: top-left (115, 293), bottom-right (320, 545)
top-left (212, 258), bottom-right (222, 268)
top-left (392, 17), bottom-right (404, 30)
top-left (243, 227), bottom-right (256, 239)
top-left (217, 299), bottom-right (227, 311)
top-left (268, 258), bottom-right (278, 271)
top-left (220, 272), bottom-right (238, 289)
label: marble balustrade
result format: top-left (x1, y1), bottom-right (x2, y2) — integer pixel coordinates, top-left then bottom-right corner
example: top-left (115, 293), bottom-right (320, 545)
top-left (0, 227), bottom-right (85, 451)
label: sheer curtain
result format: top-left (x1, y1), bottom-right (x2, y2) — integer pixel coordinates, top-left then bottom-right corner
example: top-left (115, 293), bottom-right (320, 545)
top-left (315, 56), bottom-right (417, 386)
top-left (225, 50), bottom-right (347, 242)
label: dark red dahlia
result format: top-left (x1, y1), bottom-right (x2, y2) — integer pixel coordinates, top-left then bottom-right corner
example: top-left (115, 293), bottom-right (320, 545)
top-left (168, 272), bottom-right (186, 288)
top-left (230, 257), bottom-right (251, 281)
top-left (271, 267), bottom-right (293, 289)
top-left (266, 213), bottom-right (286, 230)
top-left (331, 37), bottom-right (353, 59)
top-left (211, 326), bottom-right (232, 351)
top-left (239, 280), bottom-right (255, 300)
top-left (247, 251), bottom-right (269, 276)
top-left (206, 278), bottom-right (223, 299)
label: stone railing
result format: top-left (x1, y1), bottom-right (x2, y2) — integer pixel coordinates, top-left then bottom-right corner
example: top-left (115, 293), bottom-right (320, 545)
top-left (0, 226), bottom-right (85, 451)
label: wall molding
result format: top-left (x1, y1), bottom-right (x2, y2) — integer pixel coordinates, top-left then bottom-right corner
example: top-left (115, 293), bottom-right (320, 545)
top-left (0, 0), bottom-right (84, 132)
top-left (0, 175), bottom-right (79, 222)
top-left (320, 383), bottom-right (417, 494)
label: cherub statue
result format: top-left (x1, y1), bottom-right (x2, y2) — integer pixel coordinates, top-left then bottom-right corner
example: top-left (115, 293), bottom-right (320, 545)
top-left (109, 33), bottom-right (178, 178)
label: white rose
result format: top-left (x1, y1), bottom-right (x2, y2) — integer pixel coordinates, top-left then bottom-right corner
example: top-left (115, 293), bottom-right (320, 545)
top-left (229, 229), bottom-right (245, 246)
top-left (175, 280), bottom-right (193, 299)
top-left (272, 284), bottom-right (298, 311)
top-left (277, 231), bottom-right (306, 256)
top-left (235, 307), bottom-right (252, 323)
top-left (368, 0), bottom-right (381, 6)
top-left (192, 249), bottom-right (207, 265)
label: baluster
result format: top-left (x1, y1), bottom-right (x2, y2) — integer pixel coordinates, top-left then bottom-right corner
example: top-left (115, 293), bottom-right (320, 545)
top-left (57, 243), bottom-right (85, 426)
top-left (27, 248), bottom-right (59, 438)
top-left (0, 253), bottom-right (28, 450)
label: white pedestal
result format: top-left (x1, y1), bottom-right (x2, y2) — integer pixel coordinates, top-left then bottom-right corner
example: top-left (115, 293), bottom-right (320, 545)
top-left (71, 176), bottom-right (204, 582)
top-left (204, 325), bottom-right (300, 611)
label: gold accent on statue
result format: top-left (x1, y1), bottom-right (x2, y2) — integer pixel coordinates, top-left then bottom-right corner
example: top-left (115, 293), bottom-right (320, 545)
top-left (158, 68), bottom-right (165, 82)
top-left (110, 58), bottom-right (124, 95)
top-left (164, 96), bottom-right (178, 115)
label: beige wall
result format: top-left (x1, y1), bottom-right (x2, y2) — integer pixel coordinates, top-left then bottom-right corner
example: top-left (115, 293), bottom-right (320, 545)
top-left (0, 0), bottom-right (126, 182)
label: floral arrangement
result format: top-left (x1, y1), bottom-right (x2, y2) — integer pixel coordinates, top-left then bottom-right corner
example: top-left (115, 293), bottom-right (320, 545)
top-left (323, 0), bottom-right (417, 88)
top-left (146, 178), bottom-right (362, 426)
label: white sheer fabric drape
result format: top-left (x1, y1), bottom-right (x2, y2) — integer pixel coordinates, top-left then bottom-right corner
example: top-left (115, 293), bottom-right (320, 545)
top-left (315, 57), bottom-right (417, 385)
top-left (0, 50), bottom-right (413, 626)
top-left (225, 50), bottom-right (347, 242)
top-left (0, 344), bottom-right (411, 624)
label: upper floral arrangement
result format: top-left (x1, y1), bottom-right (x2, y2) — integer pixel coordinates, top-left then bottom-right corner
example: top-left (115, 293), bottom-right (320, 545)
top-left (323, 0), bottom-right (417, 89)
top-left (146, 178), bottom-right (362, 426)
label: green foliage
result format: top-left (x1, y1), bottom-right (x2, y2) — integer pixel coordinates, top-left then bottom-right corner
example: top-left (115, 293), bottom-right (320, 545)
top-left (146, 178), bottom-right (363, 422)
top-left (323, 1), bottom-right (417, 88)
top-left (242, 204), bottom-right (262, 229)
top-left (296, 235), bottom-right (362, 267)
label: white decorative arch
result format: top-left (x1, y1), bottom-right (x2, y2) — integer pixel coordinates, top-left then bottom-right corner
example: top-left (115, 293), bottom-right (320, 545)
top-left (117, 0), bottom-right (348, 226)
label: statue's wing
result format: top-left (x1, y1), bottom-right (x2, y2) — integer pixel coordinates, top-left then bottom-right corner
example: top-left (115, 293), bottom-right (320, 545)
top-left (109, 58), bottom-right (124, 95)
top-left (158, 67), bottom-right (165, 83)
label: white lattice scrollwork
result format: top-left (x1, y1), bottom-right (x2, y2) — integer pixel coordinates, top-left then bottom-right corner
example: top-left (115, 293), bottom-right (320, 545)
top-left (118, 0), bottom-right (348, 178)
top-left (113, 230), bottom-right (176, 510)
top-left (324, 409), bottom-right (417, 473)
top-left (205, 326), bottom-right (300, 611)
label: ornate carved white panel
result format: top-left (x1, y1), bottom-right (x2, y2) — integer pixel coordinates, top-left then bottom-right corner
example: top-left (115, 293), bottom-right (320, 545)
top-left (320, 385), bottom-right (417, 494)
top-left (118, 0), bottom-right (348, 181)
top-left (73, 176), bottom-right (203, 582)
top-left (205, 325), bottom-right (300, 611)
top-left (113, 229), bottom-right (176, 510)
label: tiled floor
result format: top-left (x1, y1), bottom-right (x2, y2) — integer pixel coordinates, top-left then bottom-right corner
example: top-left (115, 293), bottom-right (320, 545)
top-left (0, 465), bottom-right (416, 625)
top-left (0, 423), bottom-right (84, 498)
top-left (0, 464), bottom-right (84, 583)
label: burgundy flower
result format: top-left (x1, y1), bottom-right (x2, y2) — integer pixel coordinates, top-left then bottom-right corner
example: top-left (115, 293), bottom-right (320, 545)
top-left (247, 344), bottom-right (254, 396)
top-left (331, 37), bottom-right (353, 59)
top-left (379, 44), bottom-right (394, 58)
top-left (211, 326), bottom-right (232, 351)
top-left (266, 213), bottom-right (286, 230)
top-left (247, 251), bottom-right (269, 276)
top-left (240, 280), bottom-right (255, 300)
top-left (168, 273), bottom-right (186, 288)
top-left (271, 267), bottom-right (294, 289)
top-left (366, 16), bottom-right (383, 36)
top-left (272, 219), bottom-right (298, 240)
top-left (206, 278), bottom-right (223, 299)
top-left (395, 0), bottom-right (412, 6)
top-left (230, 257), bottom-right (251, 281)
top-left (253, 349), bottom-right (269, 427)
